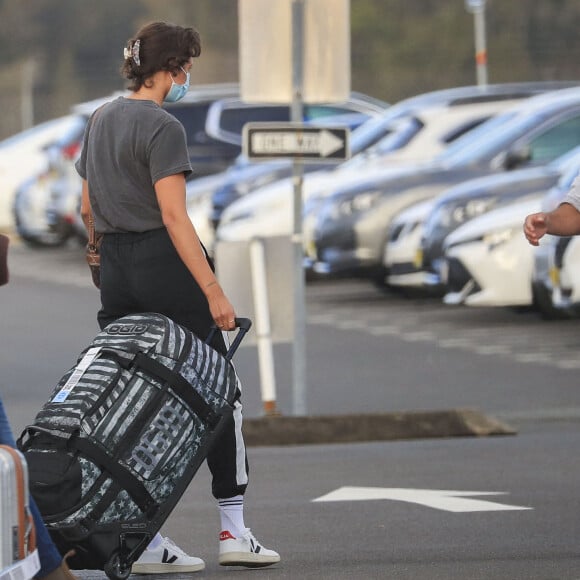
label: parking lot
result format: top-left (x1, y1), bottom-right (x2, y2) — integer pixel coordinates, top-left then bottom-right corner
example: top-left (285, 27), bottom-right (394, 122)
top-left (3, 243), bottom-right (580, 579)
top-left (5, 241), bottom-right (580, 425)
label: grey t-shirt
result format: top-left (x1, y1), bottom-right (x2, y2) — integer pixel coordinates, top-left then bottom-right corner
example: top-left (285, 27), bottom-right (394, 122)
top-left (75, 97), bottom-right (192, 233)
top-left (564, 174), bottom-right (580, 212)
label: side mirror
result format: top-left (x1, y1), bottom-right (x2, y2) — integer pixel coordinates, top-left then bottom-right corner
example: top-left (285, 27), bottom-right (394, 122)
top-left (500, 145), bottom-right (532, 170)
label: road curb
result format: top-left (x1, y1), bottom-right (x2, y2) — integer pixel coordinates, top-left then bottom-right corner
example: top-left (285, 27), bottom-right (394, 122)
top-left (242, 408), bottom-right (516, 446)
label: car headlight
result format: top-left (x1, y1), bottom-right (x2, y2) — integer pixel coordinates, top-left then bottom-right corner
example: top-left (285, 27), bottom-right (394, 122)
top-left (330, 190), bottom-right (381, 219)
top-left (436, 197), bottom-right (498, 229)
top-left (482, 227), bottom-right (516, 249)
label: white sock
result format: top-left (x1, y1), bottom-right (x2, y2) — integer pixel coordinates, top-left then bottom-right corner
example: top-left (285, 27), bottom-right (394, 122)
top-left (147, 533), bottom-right (163, 550)
top-left (218, 495), bottom-right (245, 536)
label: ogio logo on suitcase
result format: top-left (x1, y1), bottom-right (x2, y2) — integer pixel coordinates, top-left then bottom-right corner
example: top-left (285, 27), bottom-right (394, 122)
top-left (106, 323), bottom-right (149, 335)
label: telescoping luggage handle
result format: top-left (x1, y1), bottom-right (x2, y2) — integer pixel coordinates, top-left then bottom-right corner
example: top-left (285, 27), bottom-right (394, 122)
top-left (206, 317), bottom-right (252, 361)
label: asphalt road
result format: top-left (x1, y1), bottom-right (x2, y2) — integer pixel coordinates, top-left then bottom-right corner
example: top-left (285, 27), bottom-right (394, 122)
top-left (1, 243), bottom-right (580, 579)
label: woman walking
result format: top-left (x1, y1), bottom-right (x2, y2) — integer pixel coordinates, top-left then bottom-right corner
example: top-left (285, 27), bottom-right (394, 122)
top-left (75, 21), bottom-right (279, 574)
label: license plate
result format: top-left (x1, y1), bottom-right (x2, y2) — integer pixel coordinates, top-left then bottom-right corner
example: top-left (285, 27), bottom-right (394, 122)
top-left (305, 239), bottom-right (317, 260)
top-left (413, 248), bottom-right (423, 269)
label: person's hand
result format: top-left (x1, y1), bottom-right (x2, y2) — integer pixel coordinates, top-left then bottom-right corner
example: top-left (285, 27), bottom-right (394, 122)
top-left (205, 284), bottom-right (237, 331)
top-left (523, 212), bottom-right (548, 246)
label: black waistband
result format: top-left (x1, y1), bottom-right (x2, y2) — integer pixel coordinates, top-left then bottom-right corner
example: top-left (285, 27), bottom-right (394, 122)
top-left (102, 227), bottom-right (167, 244)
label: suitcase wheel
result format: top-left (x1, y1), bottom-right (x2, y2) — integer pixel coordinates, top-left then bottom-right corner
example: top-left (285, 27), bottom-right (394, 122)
top-left (104, 551), bottom-right (132, 580)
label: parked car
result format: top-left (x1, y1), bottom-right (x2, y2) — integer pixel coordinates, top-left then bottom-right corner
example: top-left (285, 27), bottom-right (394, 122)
top-left (191, 110), bottom-right (375, 254)
top-left (13, 157), bottom-right (82, 247)
top-left (382, 156), bottom-right (569, 294)
top-left (205, 93), bottom-right (389, 146)
top-left (413, 144), bottom-right (580, 292)
top-left (382, 198), bottom-right (436, 289)
top-left (185, 170), bottom-right (244, 250)
top-left (442, 152), bottom-right (580, 311)
top-left (0, 114), bottom-right (87, 231)
top-left (10, 94), bottom-right (117, 244)
top-left (442, 195), bottom-right (543, 308)
top-left (216, 82), bottom-right (562, 253)
top-left (308, 86), bottom-right (580, 284)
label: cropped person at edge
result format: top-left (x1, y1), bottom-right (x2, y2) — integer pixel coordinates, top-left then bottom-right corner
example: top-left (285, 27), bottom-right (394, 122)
top-left (524, 172), bottom-right (580, 244)
top-left (0, 234), bottom-right (77, 580)
top-left (75, 21), bottom-right (280, 574)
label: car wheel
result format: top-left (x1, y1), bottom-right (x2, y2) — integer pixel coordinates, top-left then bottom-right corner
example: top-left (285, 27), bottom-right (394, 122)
top-left (531, 283), bottom-right (572, 320)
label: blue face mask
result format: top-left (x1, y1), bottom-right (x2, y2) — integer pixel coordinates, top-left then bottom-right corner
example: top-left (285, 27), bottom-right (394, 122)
top-left (164, 67), bottom-right (190, 103)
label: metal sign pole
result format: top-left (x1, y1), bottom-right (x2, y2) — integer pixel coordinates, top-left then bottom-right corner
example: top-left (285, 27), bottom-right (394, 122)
top-left (291, 0), bottom-right (307, 416)
top-left (465, 0), bottom-right (488, 86)
top-left (239, 0), bottom-right (350, 416)
top-left (474, 6), bottom-right (488, 86)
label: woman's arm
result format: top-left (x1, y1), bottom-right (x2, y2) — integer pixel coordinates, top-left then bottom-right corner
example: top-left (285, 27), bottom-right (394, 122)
top-left (155, 173), bottom-right (236, 330)
top-left (80, 179), bottom-right (90, 231)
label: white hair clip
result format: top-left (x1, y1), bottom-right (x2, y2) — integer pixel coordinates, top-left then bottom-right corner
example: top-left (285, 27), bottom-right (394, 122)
top-left (123, 39), bottom-right (141, 66)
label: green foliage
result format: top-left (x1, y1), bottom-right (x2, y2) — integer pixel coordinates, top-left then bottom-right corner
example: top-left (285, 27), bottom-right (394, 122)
top-left (1, 0), bottom-right (580, 139)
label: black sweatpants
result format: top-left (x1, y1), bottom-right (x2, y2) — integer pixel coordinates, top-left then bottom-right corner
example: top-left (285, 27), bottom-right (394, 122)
top-left (97, 227), bottom-right (249, 499)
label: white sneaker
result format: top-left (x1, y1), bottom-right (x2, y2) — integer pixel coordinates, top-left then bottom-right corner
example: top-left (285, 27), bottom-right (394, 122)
top-left (219, 529), bottom-right (280, 568)
top-left (131, 536), bottom-right (205, 574)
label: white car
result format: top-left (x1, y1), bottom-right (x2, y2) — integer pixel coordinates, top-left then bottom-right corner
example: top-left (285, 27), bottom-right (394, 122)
top-left (10, 93), bottom-right (124, 243)
top-left (442, 195), bottom-right (542, 307)
top-left (382, 199), bottom-right (435, 288)
top-left (216, 92), bottom-right (530, 248)
top-left (0, 115), bottom-right (85, 231)
top-left (186, 171), bottom-right (236, 253)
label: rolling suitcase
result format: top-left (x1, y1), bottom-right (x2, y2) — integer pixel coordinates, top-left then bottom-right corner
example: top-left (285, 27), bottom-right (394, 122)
top-left (0, 445), bottom-right (39, 580)
top-left (17, 313), bottom-right (251, 580)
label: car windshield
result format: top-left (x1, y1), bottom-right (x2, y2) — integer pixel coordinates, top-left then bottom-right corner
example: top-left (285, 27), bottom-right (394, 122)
top-left (347, 90), bottom-right (497, 156)
top-left (367, 117), bottom-right (424, 156)
top-left (341, 115), bottom-right (423, 170)
top-left (547, 144), bottom-right (580, 173)
top-left (349, 115), bottom-right (395, 152)
top-left (434, 110), bottom-right (542, 167)
top-left (349, 101), bottom-right (428, 153)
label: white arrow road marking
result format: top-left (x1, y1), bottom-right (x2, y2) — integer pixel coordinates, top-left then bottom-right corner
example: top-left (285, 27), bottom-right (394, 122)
top-left (251, 129), bottom-right (344, 157)
top-left (312, 487), bottom-right (533, 512)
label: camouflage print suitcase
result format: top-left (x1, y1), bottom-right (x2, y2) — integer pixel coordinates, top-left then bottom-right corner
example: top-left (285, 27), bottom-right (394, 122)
top-left (18, 313), bottom-right (251, 580)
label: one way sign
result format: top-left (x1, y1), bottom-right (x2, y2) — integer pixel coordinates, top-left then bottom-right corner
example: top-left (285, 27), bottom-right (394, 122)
top-left (243, 123), bottom-right (350, 162)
